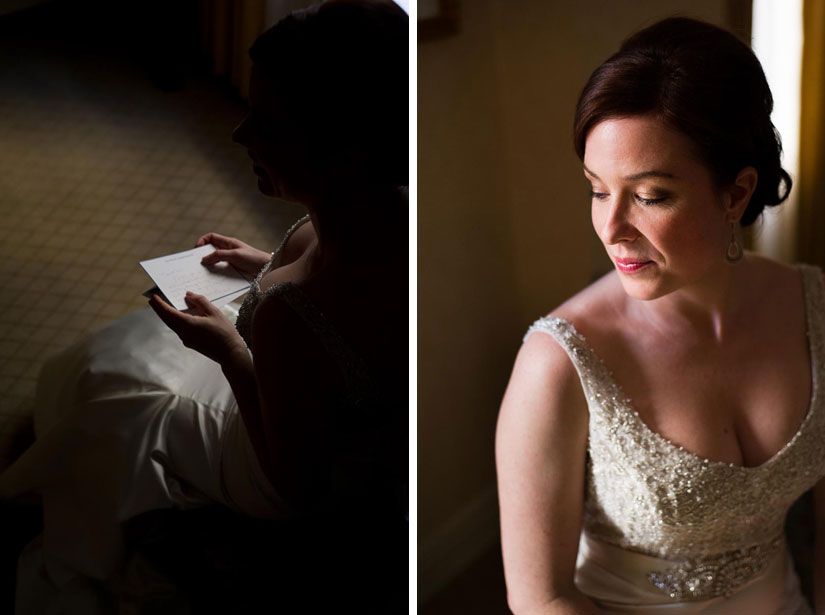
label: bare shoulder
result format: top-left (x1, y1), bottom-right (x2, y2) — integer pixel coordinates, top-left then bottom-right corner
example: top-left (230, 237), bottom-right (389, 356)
top-left (497, 300), bottom-right (591, 508)
top-left (261, 219), bottom-right (318, 288)
top-left (514, 327), bottom-right (580, 398)
top-left (745, 253), bottom-right (799, 283)
top-left (546, 269), bottom-right (625, 341)
top-left (501, 289), bottom-right (600, 436)
top-left (278, 218), bottom-right (317, 267)
top-left (742, 254), bottom-right (807, 310)
top-left (511, 269), bottom-right (621, 389)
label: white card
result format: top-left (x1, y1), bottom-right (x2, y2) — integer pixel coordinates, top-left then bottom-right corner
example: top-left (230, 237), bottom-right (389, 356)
top-left (140, 244), bottom-right (251, 311)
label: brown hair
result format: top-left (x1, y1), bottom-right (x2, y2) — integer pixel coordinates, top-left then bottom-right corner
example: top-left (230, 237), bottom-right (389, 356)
top-left (249, 0), bottom-right (408, 186)
top-left (573, 17), bottom-right (791, 226)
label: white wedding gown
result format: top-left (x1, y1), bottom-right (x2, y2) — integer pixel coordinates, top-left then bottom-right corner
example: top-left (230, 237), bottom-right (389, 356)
top-left (523, 263), bottom-right (825, 613)
top-left (1, 219), bottom-right (320, 613)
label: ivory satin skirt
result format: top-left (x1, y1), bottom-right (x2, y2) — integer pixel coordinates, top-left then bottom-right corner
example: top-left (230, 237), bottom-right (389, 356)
top-left (1, 302), bottom-right (286, 612)
top-left (575, 533), bottom-right (811, 614)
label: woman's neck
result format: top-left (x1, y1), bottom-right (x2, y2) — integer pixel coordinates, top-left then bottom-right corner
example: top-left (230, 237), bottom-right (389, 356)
top-left (301, 183), bottom-right (406, 266)
top-left (626, 260), bottom-right (747, 344)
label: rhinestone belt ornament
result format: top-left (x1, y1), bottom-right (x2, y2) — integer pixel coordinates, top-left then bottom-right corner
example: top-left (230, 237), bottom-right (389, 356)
top-left (647, 539), bottom-right (782, 600)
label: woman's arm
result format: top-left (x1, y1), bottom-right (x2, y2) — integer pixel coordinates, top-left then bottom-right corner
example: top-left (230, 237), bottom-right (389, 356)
top-left (247, 292), bottom-right (343, 510)
top-left (220, 345), bottom-right (271, 479)
top-left (148, 291), bottom-right (277, 477)
top-left (152, 289), bottom-right (342, 511)
top-left (813, 477), bottom-right (825, 613)
top-left (495, 331), bottom-right (599, 615)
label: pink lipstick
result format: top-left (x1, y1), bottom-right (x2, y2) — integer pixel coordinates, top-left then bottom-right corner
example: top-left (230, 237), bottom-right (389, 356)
top-left (615, 258), bottom-right (652, 273)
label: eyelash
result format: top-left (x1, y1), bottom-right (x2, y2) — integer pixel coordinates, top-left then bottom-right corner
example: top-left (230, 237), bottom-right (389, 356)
top-left (589, 190), bottom-right (666, 206)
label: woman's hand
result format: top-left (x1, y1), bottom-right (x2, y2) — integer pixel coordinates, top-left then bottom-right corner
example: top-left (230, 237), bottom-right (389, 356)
top-left (148, 291), bottom-right (247, 365)
top-left (196, 233), bottom-right (272, 278)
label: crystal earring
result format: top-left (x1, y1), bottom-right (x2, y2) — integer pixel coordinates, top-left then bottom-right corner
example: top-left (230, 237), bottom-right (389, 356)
top-left (726, 222), bottom-right (743, 263)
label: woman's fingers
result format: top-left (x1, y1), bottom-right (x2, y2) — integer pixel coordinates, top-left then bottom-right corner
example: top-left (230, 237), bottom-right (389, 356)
top-left (195, 232), bottom-right (238, 249)
top-left (151, 292), bottom-right (214, 326)
top-left (184, 292), bottom-right (215, 315)
top-left (149, 294), bottom-right (191, 329)
top-left (148, 293), bottom-right (172, 315)
top-left (200, 249), bottom-right (231, 265)
top-left (194, 233), bottom-right (214, 247)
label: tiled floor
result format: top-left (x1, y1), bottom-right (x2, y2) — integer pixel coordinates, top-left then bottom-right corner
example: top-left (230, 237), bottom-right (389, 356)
top-left (0, 2), bottom-right (303, 467)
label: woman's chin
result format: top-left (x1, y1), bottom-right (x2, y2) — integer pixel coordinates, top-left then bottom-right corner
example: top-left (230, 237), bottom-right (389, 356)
top-left (617, 274), bottom-right (668, 301)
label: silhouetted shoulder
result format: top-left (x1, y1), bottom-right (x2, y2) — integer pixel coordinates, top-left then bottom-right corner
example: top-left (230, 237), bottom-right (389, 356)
top-left (278, 219), bottom-right (317, 268)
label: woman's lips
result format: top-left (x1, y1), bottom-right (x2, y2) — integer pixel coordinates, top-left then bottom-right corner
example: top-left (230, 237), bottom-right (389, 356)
top-left (614, 257), bottom-right (653, 273)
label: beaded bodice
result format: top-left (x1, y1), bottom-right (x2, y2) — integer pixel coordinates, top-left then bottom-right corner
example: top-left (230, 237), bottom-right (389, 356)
top-left (526, 264), bottom-right (825, 600)
top-left (232, 217), bottom-right (405, 519)
top-left (234, 216), bottom-right (374, 406)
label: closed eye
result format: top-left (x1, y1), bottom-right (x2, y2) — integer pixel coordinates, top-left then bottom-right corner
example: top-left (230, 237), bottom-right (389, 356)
top-left (589, 190), bottom-right (667, 206)
top-left (636, 195), bottom-right (667, 205)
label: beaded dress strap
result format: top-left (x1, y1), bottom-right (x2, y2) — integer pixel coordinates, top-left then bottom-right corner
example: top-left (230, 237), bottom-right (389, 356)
top-left (798, 263), bottom-right (825, 425)
top-left (255, 215), bottom-right (311, 284)
top-left (799, 263), bottom-right (825, 348)
top-left (234, 215), bottom-right (311, 351)
top-left (524, 316), bottom-right (615, 401)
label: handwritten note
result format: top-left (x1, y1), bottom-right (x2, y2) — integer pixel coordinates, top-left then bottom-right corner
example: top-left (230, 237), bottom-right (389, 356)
top-left (140, 245), bottom-right (251, 311)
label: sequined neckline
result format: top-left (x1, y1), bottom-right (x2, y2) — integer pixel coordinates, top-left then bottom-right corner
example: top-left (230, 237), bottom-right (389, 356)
top-left (553, 263), bottom-right (821, 473)
top-left (258, 214), bottom-right (312, 285)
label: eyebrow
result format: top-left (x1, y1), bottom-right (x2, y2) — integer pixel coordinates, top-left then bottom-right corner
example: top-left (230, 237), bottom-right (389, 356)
top-left (583, 164), bottom-right (676, 181)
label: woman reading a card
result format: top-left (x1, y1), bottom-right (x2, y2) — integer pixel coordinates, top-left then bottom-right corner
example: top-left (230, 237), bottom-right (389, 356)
top-left (1, 0), bottom-right (407, 610)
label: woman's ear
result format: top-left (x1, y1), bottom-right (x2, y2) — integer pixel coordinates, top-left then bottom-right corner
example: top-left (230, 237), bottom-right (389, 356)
top-left (726, 166), bottom-right (758, 222)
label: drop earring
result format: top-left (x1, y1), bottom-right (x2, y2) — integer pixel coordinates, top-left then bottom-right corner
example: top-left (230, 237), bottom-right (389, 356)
top-left (725, 221), bottom-right (743, 264)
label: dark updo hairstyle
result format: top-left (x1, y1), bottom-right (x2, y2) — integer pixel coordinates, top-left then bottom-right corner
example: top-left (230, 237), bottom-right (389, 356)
top-left (249, 0), bottom-right (408, 187)
top-left (573, 17), bottom-right (791, 227)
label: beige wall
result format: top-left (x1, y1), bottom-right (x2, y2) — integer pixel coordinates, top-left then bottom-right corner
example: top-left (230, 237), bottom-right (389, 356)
top-left (418, 0), bottom-right (728, 595)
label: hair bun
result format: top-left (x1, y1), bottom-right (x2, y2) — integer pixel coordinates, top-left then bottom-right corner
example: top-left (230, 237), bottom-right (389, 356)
top-left (574, 17), bottom-right (792, 227)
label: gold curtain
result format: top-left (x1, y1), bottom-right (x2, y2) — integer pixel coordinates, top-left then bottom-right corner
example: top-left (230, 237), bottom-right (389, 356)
top-left (198, 0), bottom-right (266, 100)
top-left (797, 0), bottom-right (825, 267)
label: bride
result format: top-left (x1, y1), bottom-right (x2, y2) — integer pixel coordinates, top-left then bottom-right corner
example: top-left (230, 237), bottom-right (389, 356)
top-left (2, 0), bottom-right (407, 611)
top-left (497, 17), bottom-right (821, 614)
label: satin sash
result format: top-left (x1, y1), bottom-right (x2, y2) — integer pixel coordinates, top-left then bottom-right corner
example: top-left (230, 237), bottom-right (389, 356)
top-left (575, 533), bottom-right (812, 614)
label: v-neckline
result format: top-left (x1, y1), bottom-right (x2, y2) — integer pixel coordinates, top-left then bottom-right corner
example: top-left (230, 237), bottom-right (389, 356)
top-left (552, 264), bottom-right (820, 472)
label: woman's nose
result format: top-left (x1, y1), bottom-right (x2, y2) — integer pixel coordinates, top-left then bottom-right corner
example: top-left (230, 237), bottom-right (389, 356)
top-left (598, 196), bottom-right (637, 245)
